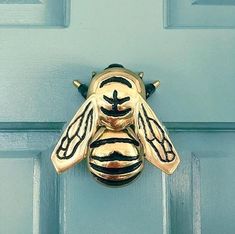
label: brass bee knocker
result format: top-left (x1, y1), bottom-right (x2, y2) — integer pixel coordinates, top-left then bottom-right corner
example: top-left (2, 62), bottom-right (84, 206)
top-left (51, 64), bottom-right (180, 186)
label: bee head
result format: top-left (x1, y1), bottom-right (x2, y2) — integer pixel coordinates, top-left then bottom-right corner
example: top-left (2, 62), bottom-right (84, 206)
top-left (87, 64), bottom-right (146, 98)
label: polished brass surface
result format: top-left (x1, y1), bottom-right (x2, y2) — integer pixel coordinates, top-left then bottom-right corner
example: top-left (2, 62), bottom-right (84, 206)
top-left (51, 65), bottom-right (180, 185)
top-left (88, 128), bottom-right (144, 182)
top-left (73, 80), bottom-right (81, 88)
top-left (153, 80), bottom-right (160, 88)
top-left (138, 72), bottom-right (144, 79)
top-left (87, 67), bottom-right (146, 98)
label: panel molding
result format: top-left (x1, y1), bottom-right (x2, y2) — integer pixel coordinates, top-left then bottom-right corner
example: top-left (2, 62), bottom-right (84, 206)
top-left (191, 154), bottom-right (201, 234)
top-left (165, 122), bottom-right (235, 131)
top-left (33, 153), bottom-right (41, 234)
top-left (0, 127), bottom-right (61, 234)
top-left (164, 0), bottom-right (235, 28)
top-left (163, 130), bottom-right (235, 233)
top-left (0, 0), bottom-right (41, 3)
top-left (1, 121), bottom-right (235, 132)
top-left (0, 0), bottom-right (70, 27)
top-left (192, 0), bottom-right (235, 5)
top-left (0, 122), bottom-right (64, 131)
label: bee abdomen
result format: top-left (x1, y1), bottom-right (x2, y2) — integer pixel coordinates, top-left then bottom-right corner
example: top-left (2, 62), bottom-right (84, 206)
top-left (89, 152), bottom-right (143, 186)
top-left (89, 132), bottom-right (143, 186)
top-left (91, 171), bottom-right (141, 186)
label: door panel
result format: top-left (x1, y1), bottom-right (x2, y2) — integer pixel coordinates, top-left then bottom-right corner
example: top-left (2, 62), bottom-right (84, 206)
top-left (166, 130), bottom-right (235, 234)
top-left (0, 129), bottom-right (60, 234)
top-left (60, 162), bottom-right (163, 234)
top-left (0, 154), bottom-right (34, 234)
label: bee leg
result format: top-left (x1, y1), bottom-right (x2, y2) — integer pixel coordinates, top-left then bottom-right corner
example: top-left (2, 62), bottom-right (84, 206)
top-left (73, 80), bottom-right (88, 99)
top-left (145, 80), bottom-right (160, 99)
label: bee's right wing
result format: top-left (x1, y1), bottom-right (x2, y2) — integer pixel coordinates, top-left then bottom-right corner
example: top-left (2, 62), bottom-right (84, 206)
top-left (135, 95), bottom-right (180, 174)
top-left (51, 95), bottom-right (98, 173)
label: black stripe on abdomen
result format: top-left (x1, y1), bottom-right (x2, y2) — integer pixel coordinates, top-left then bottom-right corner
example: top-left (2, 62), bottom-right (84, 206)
top-left (91, 151), bottom-right (138, 162)
top-left (92, 172), bottom-right (141, 186)
top-left (89, 161), bottom-right (142, 175)
top-left (90, 137), bottom-right (139, 148)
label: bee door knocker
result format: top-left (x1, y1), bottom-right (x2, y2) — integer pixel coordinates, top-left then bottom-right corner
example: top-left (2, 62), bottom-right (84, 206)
top-left (51, 64), bottom-right (180, 186)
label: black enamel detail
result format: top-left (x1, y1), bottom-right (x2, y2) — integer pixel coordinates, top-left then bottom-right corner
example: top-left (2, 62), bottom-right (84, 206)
top-left (101, 106), bottom-right (131, 117)
top-left (90, 161), bottom-right (142, 175)
top-left (103, 94), bottom-right (130, 105)
top-left (105, 64), bottom-right (124, 69)
top-left (77, 84), bottom-right (88, 99)
top-left (91, 151), bottom-right (139, 162)
top-left (100, 77), bottom-right (132, 88)
top-left (56, 102), bottom-right (93, 159)
top-left (90, 138), bottom-right (139, 148)
top-left (101, 90), bottom-right (131, 117)
top-left (92, 172), bottom-right (141, 186)
top-left (145, 83), bottom-right (156, 99)
top-left (138, 104), bottom-right (175, 162)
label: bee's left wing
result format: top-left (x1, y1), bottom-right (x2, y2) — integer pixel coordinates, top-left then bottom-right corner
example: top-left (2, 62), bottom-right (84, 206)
top-left (51, 95), bottom-right (98, 173)
top-left (135, 96), bottom-right (180, 174)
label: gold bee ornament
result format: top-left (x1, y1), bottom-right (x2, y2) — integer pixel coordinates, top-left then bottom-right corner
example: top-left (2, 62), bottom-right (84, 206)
top-left (51, 64), bottom-right (180, 186)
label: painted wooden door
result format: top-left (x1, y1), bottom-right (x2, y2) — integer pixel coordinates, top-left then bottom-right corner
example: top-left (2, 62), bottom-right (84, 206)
top-left (0, 0), bottom-right (235, 233)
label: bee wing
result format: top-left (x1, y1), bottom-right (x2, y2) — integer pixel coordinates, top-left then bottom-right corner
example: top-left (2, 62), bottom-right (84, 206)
top-left (51, 95), bottom-right (98, 173)
top-left (135, 96), bottom-right (180, 174)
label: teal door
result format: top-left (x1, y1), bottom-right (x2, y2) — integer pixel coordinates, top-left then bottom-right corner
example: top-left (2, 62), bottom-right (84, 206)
top-left (0, 0), bottom-right (235, 233)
